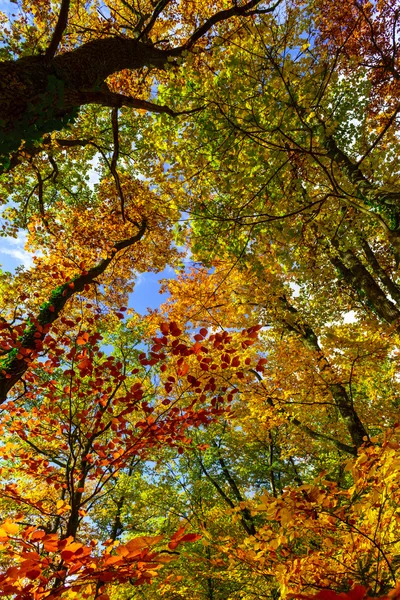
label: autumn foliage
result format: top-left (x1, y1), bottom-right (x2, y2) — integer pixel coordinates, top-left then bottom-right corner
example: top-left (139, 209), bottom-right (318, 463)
top-left (0, 0), bottom-right (400, 598)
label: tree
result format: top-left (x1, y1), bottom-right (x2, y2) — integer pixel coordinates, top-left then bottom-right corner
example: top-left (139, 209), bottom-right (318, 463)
top-left (0, 0), bottom-right (280, 170)
top-left (1, 0), bottom-right (400, 598)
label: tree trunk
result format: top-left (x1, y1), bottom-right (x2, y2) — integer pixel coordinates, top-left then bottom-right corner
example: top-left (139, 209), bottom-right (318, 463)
top-left (279, 296), bottom-right (370, 451)
top-left (0, 38), bottom-right (175, 157)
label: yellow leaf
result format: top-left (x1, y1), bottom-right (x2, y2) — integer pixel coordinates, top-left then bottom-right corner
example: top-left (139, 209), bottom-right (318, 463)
top-left (2, 521), bottom-right (19, 534)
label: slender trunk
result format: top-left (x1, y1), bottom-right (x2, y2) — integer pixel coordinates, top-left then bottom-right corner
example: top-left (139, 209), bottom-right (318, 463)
top-left (268, 432), bottom-right (278, 497)
top-left (206, 547), bottom-right (214, 600)
top-left (0, 221), bottom-right (146, 403)
top-left (213, 448), bottom-right (256, 535)
top-left (198, 456), bottom-right (255, 536)
top-left (279, 296), bottom-right (370, 450)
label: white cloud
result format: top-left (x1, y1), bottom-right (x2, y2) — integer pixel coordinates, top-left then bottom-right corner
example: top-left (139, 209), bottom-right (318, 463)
top-left (134, 272), bottom-right (145, 286)
top-left (0, 231), bottom-right (34, 270)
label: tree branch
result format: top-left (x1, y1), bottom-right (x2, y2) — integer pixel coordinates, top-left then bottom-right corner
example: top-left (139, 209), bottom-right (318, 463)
top-left (329, 242), bottom-right (400, 325)
top-left (74, 90), bottom-right (204, 117)
top-left (198, 455), bottom-right (255, 536)
top-left (277, 296), bottom-right (370, 450)
top-left (361, 238), bottom-right (400, 308)
top-left (251, 370), bottom-right (358, 456)
top-left (212, 443), bottom-right (257, 534)
top-left (110, 108), bottom-right (126, 221)
top-left (180, 0), bottom-right (282, 51)
top-left (0, 220), bottom-right (147, 403)
top-left (45, 0), bottom-right (71, 61)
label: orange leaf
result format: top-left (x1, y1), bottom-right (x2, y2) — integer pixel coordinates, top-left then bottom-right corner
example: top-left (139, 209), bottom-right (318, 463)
top-left (30, 530), bottom-right (46, 541)
top-left (77, 332), bottom-right (90, 346)
top-left (2, 521), bottom-right (19, 535)
top-left (178, 363), bottom-right (189, 376)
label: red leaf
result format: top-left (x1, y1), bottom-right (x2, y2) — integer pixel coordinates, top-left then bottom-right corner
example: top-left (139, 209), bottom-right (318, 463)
top-left (178, 363), bottom-right (189, 376)
top-left (170, 322), bottom-right (182, 336)
top-left (26, 568), bottom-right (42, 580)
top-left (346, 588), bottom-right (368, 600)
top-left (179, 533), bottom-right (202, 543)
top-left (160, 323), bottom-right (169, 335)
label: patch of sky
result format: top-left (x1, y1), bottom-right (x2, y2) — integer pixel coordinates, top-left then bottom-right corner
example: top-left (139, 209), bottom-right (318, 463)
top-left (0, 230), bottom-right (33, 272)
top-left (0, 0), bottom-right (16, 19)
top-left (0, 153), bottom-right (187, 316)
top-left (128, 267), bottom-right (174, 315)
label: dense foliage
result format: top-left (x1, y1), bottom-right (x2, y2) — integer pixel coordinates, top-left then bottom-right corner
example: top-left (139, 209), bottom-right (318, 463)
top-left (0, 0), bottom-right (400, 598)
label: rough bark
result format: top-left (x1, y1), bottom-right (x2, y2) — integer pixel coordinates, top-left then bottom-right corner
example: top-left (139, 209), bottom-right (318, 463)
top-left (329, 244), bottom-right (400, 325)
top-left (361, 238), bottom-right (400, 308)
top-left (323, 126), bottom-right (400, 264)
top-left (325, 131), bottom-right (400, 217)
top-left (0, 0), bottom-right (273, 164)
top-left (0, 39), bottom-right (176, 160)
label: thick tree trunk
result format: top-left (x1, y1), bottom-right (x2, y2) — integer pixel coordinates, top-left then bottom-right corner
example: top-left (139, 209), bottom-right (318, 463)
top-left (0, 38), bottom-right (175, 156)
top-left (329, 245), bottom-right (400, 325)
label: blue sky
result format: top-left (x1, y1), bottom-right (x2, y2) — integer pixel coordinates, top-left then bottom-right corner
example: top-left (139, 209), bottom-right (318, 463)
top-left (0, 167), bottom-right (176, 316)
top-left (0, 231), bottom-right (175, 314)
top-left (0, 1), bottom-right (178, 316)
top-left (0, 0), bottom-right (14, 18)
top-left (127, 268), bottom-right (173, 313)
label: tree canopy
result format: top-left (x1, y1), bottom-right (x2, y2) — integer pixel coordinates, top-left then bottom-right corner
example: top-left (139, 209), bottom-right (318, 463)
top-left (0, 0), bottom-right (400, 598)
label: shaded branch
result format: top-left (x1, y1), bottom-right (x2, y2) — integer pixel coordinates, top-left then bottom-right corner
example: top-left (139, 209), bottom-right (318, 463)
top-left (198, 455), bottom-right (255, 536)
top-left (324, 127), bottom-right (400, 217)
top-left (361, 238), bottom-right (400, 308)
top-left (74, 90), bottom-right (205, 117)
top-left (329, 243), bottom-right (400, 325)
top-left (45, 0), bottom-right (70, 61)
top-left (180, 0), bottom-right (282, 51)
top-left (0, 220), bottom-right (147, 403)
top-left (250, 370), bottom-right (357, 456)
top-left (139, 0), bottom-right (173, 40)
top-left (110, 108), bottom-right (126, 221)
top-left (212, 442), bottom-right (256, 534)
top-left (277, 296), bottom-right (370, 450)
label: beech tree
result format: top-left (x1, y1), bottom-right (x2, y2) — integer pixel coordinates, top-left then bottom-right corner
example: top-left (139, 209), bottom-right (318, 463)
top-left (0, 0), bottom-right (280, 171)
top-left (0, 0), bottom-right (400, 599)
